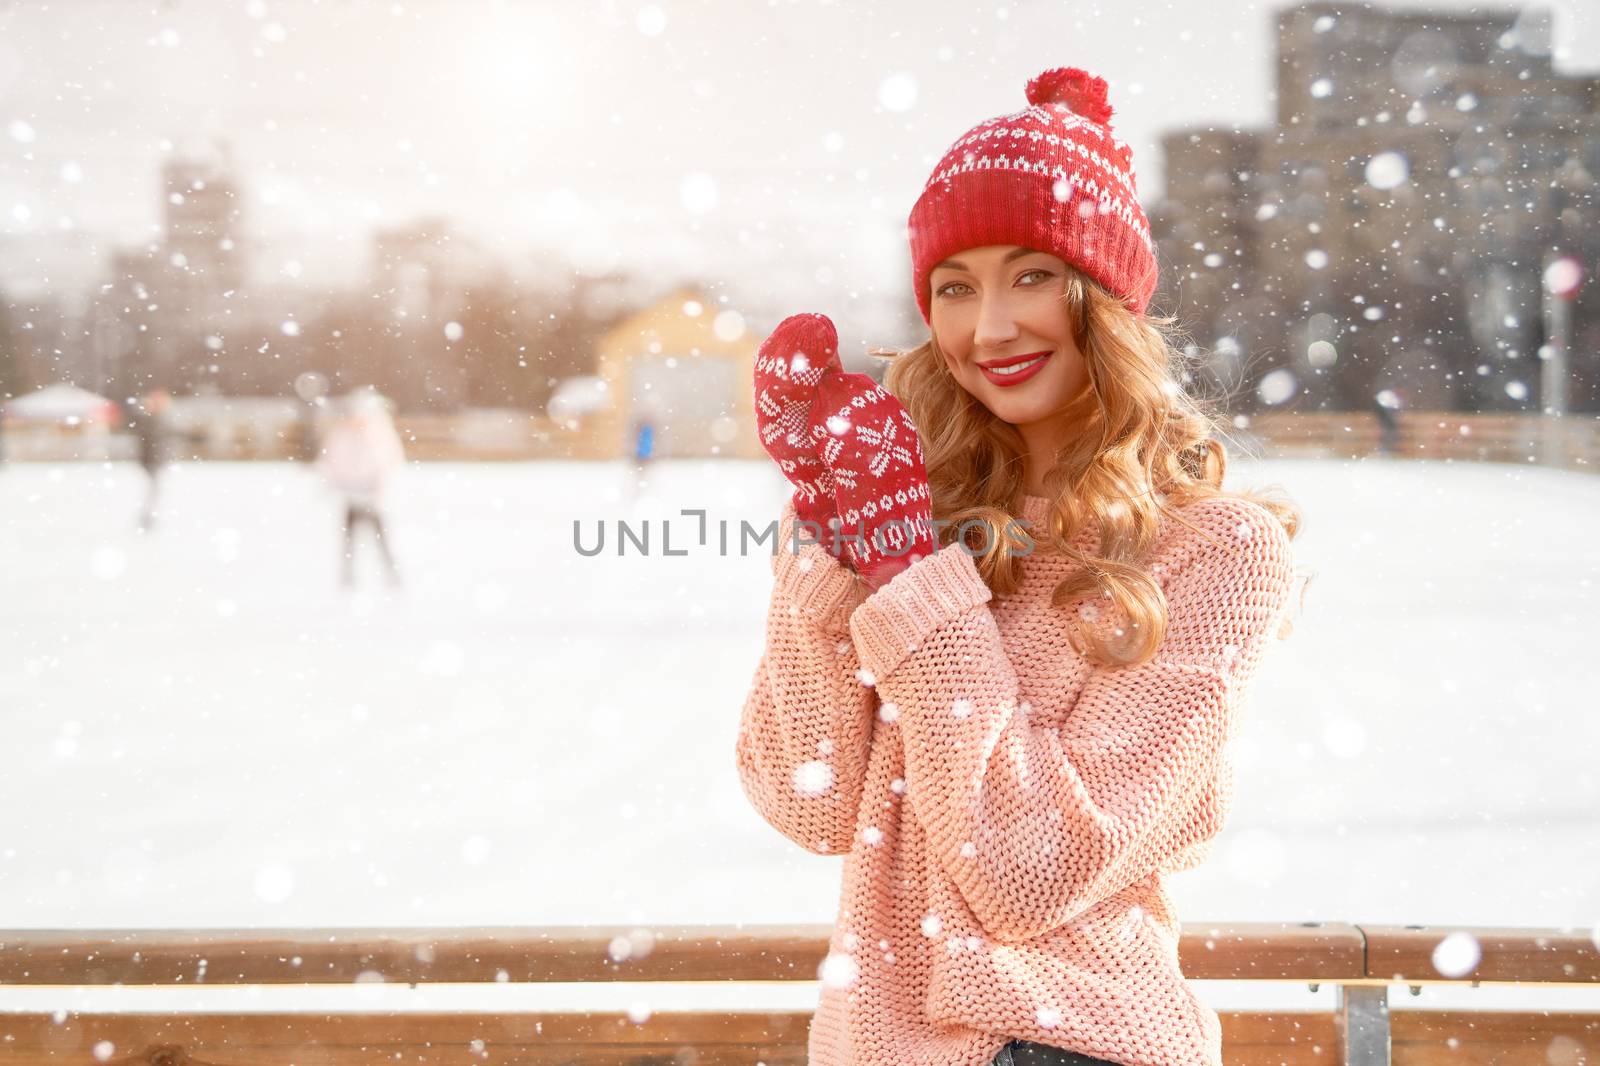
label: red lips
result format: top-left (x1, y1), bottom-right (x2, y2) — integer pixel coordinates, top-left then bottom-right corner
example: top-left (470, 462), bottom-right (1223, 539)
top-left (977, 349), bottom-right (1053, 388)
top-left (977, 350), bottom-right (1052, 369)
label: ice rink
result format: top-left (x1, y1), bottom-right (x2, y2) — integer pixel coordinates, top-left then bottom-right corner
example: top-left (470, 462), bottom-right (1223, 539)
top-left (2, 456), bottom-right (1597, 1013)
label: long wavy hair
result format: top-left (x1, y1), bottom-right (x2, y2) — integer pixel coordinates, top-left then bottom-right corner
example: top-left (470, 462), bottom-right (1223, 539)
top-left (872, 264), bottom-right (1307, 668)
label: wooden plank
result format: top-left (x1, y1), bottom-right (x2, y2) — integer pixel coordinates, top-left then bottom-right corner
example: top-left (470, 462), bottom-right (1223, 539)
top-left (0, 1012), bottom-right (814, 1066)
top-left (1362, 925), bottom-right (1600, 985)
top-left (1179, 922), bottom-right (1366, 981)
top-left (0, 1011), bottom-right (1342, 1066)
top-left (0, 927), bottom-right (833, 987)
top-left (1219, 1011), bottom-right (1342, 1066)
top-left (1391, 1010), bottom-right (1600, 1065)
top-left (0, 923), bottom-right (1367, 987)
top-left (0, 1011), bottom-right (1593, 1064)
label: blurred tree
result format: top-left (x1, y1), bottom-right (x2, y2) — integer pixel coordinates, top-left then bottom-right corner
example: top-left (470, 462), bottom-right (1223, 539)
top-left (0, 295), bottom-right (19, 399)
top-left (458, 281), bottom-right (530, 409)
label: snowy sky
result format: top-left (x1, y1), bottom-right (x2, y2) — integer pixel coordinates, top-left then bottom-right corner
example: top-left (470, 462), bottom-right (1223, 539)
top-left (1, 0), bottom-right (1598, 315)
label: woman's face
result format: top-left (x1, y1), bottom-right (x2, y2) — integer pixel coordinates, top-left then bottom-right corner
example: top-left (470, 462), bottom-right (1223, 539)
top-left (928, 245), bottom-right (1090, 430)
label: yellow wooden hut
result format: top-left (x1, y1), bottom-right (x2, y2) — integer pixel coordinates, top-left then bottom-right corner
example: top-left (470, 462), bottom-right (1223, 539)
top-left (589, 286), bottom-right (761, 460)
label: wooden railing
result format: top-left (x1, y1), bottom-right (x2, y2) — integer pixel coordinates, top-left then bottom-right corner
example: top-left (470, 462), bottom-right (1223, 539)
top-left (6, 410), bottom-right (1599, 468)
top-left (1248, 411), bottom-right (1600, 471)
top-left (1, 924), bottom-right (1596, 1065)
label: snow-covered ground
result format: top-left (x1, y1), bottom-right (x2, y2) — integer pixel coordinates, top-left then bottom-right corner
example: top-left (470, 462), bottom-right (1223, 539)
top-left (2, 457), bottom-right (1597, 1015)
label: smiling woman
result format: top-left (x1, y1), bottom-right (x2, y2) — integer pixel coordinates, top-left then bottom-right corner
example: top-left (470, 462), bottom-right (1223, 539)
top-left (740, 65), bottom-right (1306, 1066)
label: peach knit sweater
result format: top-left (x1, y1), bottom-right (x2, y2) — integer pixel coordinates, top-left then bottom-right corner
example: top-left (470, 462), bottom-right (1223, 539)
top-left (735, 492), bottom-right (1297, 1066)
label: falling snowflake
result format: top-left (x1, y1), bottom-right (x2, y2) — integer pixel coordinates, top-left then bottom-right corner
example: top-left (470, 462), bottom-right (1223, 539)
top-left (791, 760), bottom-right (834, 797)
top-left (1364, 151), bottom-right (1409, 190)
top-left (1258, 368), bottom-right (1299, 406)
top-left (818, 951), bottom-right (859, 989)
top-left (679, 172), bottom-right (718, 214)
top-left (878, 73), bottom-right (918, 112)
top-left (635, 5), bottom-right (666, 36)
top-left (254, 863), bottom-right (294, 903)
top-left (1431, 931), bottom-right (1481, 978)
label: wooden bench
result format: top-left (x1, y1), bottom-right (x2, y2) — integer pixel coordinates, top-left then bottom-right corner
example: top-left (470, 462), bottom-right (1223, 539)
top-left (1, 923), bottom-right (1596, 1064)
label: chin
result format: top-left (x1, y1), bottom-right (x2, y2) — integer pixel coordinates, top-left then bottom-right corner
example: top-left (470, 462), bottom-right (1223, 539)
top-left (983, 397), bottom-right (1060, 427)
top-left (974, 378), bottom-right (1079, 424)
top-left (973, 369), bottom-right (1088, 426)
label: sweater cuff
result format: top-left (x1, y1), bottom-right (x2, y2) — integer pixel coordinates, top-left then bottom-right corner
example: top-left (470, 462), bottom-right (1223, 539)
top-left (772, 504), bottom-right (869, 635)
top-left (848, 542), bottom-right (993, 681)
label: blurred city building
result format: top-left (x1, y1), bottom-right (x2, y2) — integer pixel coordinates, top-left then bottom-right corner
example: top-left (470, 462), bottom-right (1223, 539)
top-left (3, 0), bottom-right (1595, 445)
top-left (1151, 1), bottom-right (1599, 414)
top-left (82, 138), bottom-right (249, 401)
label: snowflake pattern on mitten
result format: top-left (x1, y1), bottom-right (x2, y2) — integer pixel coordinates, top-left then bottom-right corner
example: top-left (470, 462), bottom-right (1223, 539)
top-left (812, 370), bottom-right (937, 582)
top-left (753, 313), bottom-right (844, 529)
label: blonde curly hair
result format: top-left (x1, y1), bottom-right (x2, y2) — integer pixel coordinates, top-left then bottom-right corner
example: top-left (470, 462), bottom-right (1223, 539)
top-left (872, 263), bottom-right (1305, 668)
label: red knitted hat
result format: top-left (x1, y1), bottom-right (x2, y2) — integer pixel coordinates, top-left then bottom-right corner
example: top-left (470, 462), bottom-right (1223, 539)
top-left (907, 67), bottom-right (1158, 323)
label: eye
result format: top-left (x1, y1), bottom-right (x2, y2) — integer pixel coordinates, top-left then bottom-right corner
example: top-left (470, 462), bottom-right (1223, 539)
top-left (934, 267), bottom-right (1056, 296)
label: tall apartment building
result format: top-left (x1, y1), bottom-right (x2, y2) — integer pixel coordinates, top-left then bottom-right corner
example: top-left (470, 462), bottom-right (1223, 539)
top-left (86, 140), bottom-right (250, 398)
top-left (1152, 3), bottom-right (1600, 413)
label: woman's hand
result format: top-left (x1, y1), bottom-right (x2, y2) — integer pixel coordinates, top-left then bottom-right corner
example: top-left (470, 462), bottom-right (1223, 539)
top-left (753, 313), bottom-right (843, 533)
top-left (855, 555), bottom-right (915, 593)
top-left (812, 363), bottom-right (938, 589)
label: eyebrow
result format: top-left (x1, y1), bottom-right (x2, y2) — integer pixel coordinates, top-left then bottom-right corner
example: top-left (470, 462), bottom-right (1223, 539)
top-left (932, 247), bottom-right (1043, 273)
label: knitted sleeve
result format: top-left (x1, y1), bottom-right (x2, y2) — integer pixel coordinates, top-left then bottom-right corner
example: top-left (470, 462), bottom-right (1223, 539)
top-left (846, 500), bottom-right (1296, 943)
top-left (735, 502), bottom-right (877, 856)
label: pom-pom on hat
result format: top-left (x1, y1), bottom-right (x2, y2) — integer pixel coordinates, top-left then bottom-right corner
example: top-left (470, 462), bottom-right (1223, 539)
top-left (907, 66), bottom-right (1158, 324)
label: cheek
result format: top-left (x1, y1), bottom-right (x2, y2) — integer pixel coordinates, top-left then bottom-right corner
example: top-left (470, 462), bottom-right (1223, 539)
top-left (931, 322), bottom-right (970, 368)
top-left (1022, 304), bottom-right (1069, 345)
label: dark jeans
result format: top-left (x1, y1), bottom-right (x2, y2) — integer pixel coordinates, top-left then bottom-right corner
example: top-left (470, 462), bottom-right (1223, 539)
top-left (342, 502), bottom-right (400, 586)
top-left (992, 1041), bottom-right (1123, 1066)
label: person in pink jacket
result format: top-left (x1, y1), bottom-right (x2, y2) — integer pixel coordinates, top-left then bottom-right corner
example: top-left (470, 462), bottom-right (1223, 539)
top-left (740, 67), bottom-right (1305, 1066)
top-left (316, 387), bottom-right (405, 589)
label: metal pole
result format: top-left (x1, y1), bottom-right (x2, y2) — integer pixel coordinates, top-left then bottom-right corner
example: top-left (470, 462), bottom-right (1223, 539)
top-left (1337, 982), bottom-right (1391, 1066)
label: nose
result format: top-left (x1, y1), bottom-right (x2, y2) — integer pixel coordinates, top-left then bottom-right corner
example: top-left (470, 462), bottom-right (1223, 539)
top-left (972, 289), bottom-right (1020, 352)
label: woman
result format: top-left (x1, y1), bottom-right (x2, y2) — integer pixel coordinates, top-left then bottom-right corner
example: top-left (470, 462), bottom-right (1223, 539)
top-left (316, 387), bottom-right (405, 589)
top-left (738, 68), bottom-right (1304, 1066)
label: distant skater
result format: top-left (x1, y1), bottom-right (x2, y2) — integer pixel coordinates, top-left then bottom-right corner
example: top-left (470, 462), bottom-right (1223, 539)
top-left (1372, 388), bottom-right (1406, 456)
top-left (316, 388), bottom-right (405, 590)
top-left (627, 413), bottom-right (657, 501)
top-left (127, 389), bottom-right (172, 532)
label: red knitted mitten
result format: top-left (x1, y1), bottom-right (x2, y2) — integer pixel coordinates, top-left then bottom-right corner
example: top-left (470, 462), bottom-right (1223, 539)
top-left (753, 313), bottom-right (843, 532)
top-left (812, 368), bottom-right (937, 587)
